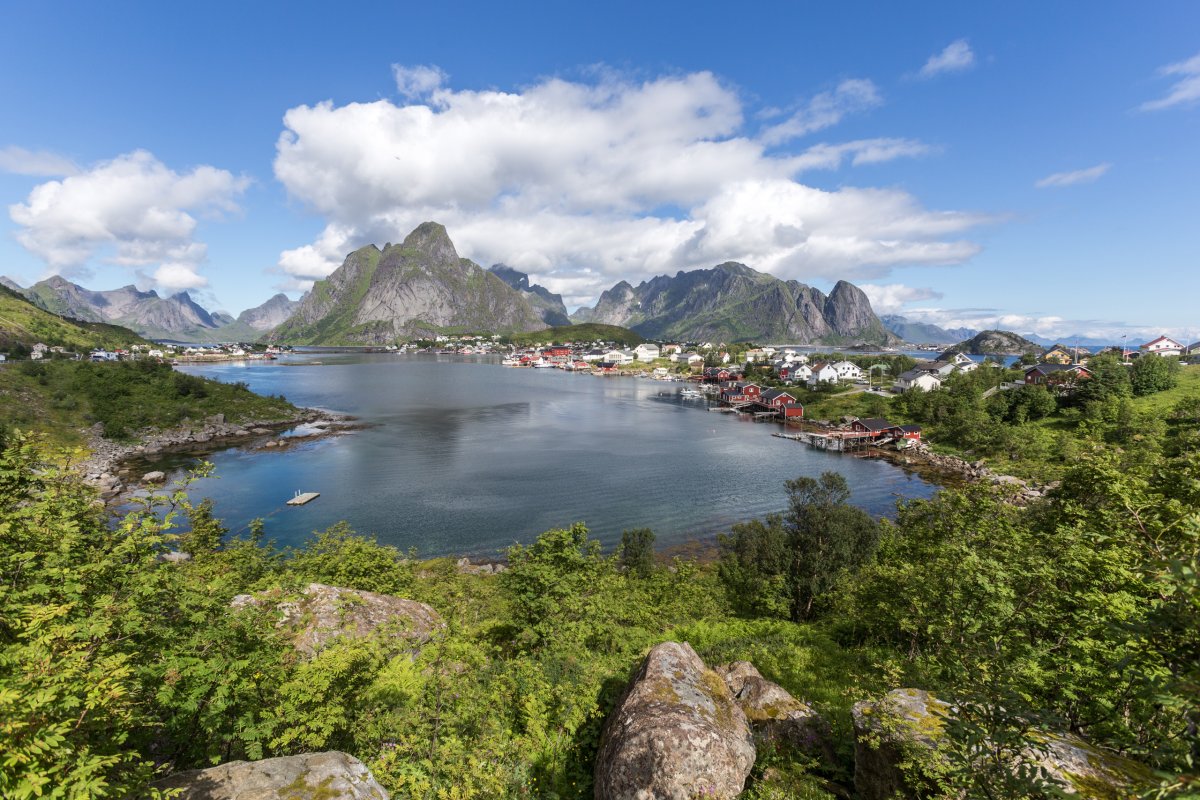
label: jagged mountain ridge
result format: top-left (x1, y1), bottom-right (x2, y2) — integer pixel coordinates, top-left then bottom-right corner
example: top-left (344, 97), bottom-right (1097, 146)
top-left (488, 265), bottom-right (571, 327)
top-left (881, 314), bottom-right (979, 345)
top-left (269, 222), bottom-right (547, 345)
top-left (9, 275), bottom-right (299, 342)
top-left (571, 262), bottom-right (897, 345)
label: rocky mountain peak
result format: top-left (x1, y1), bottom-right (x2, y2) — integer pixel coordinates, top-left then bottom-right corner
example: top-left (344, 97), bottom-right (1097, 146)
top-left (400, 221), bottom-right (459, 266)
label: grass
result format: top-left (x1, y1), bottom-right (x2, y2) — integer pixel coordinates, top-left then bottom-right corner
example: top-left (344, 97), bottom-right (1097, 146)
top-left (0, 358), bottom-right (298, 445)
top-left (0, 284), bottom-right (151, 353)
top-left (1130, 363), bottom-right (1200, 415)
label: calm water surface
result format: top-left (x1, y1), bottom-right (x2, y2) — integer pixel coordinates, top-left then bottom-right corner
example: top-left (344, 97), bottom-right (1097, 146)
top-left (161, 354), bottom-right (939, 557)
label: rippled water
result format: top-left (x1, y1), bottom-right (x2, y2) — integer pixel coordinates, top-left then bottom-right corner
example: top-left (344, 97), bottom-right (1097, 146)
top-left (155, 354), bottom-right (939, 558)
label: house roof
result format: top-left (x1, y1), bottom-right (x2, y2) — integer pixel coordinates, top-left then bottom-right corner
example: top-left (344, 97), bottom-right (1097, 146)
top-left (760, 388), bottom-right (792, 402)
top-left (1142, 335), bottom-right (1183, 348)
top-left (855, 418), bottom-right (895, 431)
top-left (899, 424), bottom-right (923, 433)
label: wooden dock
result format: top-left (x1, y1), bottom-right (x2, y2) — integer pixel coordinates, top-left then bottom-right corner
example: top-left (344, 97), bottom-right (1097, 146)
top-left (287, 492), bottom-right (321, 506)
top-left (771, 430), bottom-right (879, 452)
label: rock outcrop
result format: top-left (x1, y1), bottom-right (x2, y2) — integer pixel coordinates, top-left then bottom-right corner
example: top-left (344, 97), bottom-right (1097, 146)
top-left (572, 262), bottom-right (896, 345)
top-left (594, 641), bottom-right (754, 800)
top-left (488, 264), bottom-right (571, 327)
top-left (152, 751), bottom-right (389, 799)
top-left (718, 661), bottom-right (830, 758)
top-left (852, 688), bottom-right (1151, 800)
top-left (230, 582), bottom-right (443, 657)
top-left (269, 223), bottom-right (547, 345)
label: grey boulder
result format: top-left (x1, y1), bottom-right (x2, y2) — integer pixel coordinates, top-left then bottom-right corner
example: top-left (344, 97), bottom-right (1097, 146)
top-left (152, 751), bottom-right (388, 799)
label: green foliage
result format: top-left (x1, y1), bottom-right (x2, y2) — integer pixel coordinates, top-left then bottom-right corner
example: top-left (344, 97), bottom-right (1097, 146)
top-left (1131, 354), bottom-right (1181, 396)
top-left (286, 521), bottom-right (415, 595)
top-left (617, 527), bottom-right (656, 578)
top-left (501, 522), bottom-right (608, 648)
top-left (502, 323), bottom-right (644, 347)
top-left (719, 472), bottom-right (881, 622)
top-left (181, 496), bottom-right (227, 556)
top-left (0, 359), bottom-right (296, 443)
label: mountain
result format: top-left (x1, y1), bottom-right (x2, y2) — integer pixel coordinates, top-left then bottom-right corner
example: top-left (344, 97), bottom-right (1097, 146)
top-left (488, 265), bottom-right (571, 326)
top-left (570, 262), bottom-right (897, 345)
top-left (947, 329), bottom-right (1043, 355)
top-left (1021, 332), bottom-right (1125, 350)
top-left (0, 283), bottom-right (149, 352)
top-left (20, 275), bottom-right (227, 341)
top-left (269, 222), bottom-right (547, 345)
top-left (238, 293), bottom-right (298, 331)
top-left (881, 314), bottom-right (978, 345)
top-left (0, 276), bottom-right (23, 293)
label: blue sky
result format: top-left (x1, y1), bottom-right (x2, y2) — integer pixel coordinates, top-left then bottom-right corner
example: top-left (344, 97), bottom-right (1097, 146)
top-left (1, 1), bottom-right (1197, 342)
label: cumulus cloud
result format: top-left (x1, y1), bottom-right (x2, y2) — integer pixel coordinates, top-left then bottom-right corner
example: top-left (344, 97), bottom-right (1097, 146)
top-left (859, 283), bottom-right (943, 315)
top-left (0, 145), bottom-right (80, 177)
top-left (391, 64), bottom-right (448, 99)
top-left (1035, 162), bottom-right (1111, 188)
top-left (918, 40), bottom-right (976, 79)
top-left (273, 71), bottom-right (985, 303)
top-left (8, 150), bottom-right (249, 292)
top-left (759, 79), bottom-right (881, 145)
top-left (1140, 51), bottom-right (1200, 111)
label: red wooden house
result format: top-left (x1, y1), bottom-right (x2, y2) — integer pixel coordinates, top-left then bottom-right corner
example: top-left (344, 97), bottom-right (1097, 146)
top-left (759, 388), bottom-right (804, 418)
top-left (720, 381), bottom-right (762, 403)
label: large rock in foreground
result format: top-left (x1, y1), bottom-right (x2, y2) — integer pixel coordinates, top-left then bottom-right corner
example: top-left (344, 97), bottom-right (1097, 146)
top-left (231, 582), bottom-right (443, 656)
top-left (152, 751), bottom-right (389, 799)
top-left (718, 661), bottom-right (831, 758)
top-left (594, 641), bottom-right (755, 800)
top-left (852, 688), bottom-right (1151, 800)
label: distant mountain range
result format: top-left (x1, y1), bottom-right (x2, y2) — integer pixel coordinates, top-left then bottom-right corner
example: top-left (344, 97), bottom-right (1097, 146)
top-left (571, 262), bottom-right (897, 345)
top-left (2, 275), bottom-right (297, 342)
top-left (5, 222), bottom-right (970, 348)
top-left (880, 314), bottom-right (978, 345)
top-left (0, 282), bottom-right (149, 352)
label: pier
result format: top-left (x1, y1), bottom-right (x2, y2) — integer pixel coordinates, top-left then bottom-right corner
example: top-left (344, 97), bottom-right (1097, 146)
top-left (287, 492), bottom-right (321, 506)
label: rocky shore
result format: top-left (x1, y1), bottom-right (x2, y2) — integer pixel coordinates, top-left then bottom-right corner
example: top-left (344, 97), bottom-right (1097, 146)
top-left (874, 439), bottom-right (1054, 504)
top-left (77, 408), bottom-right (363, 501)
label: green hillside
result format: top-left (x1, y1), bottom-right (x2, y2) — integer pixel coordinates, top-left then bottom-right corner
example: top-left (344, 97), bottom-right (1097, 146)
top-left (0, 284), bottom-right (150, 353)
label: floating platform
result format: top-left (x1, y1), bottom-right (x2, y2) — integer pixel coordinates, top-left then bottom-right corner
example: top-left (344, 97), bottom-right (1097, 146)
top-left (287, 492), bottom-right (321, 506)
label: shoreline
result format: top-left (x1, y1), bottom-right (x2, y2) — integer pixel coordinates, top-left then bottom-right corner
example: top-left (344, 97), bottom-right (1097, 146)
top-left (77, 406), bottom-right (364, 502)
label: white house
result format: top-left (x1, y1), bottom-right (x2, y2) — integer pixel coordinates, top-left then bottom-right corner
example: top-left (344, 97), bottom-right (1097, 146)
top-left (1140, 335), bottom-right (1184, 357)
top-left (807, 362), bottom-right (840, 386)
top-left (894, 368), bottom-right (943, 392)
top-left (830, 360), bottom-right (866, 381)
top-left (633, 343), bottom-right (661, 361)
top-left (603, 349), bottom-right (633, 365)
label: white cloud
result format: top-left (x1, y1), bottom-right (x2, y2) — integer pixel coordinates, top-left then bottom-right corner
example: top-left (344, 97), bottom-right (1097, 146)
top-left (759, 79), bottom-right (881, 145)
top-left (1035, 162), bottom-right (1111, 188)
top-left (272, 71), bottom-right (986, 304)
top-left (791, 138), bottom-right (933, 171)
top-left (859, 283), bottom-right (943, 315)
top-left (8, 150), bottom-right (249, 292)
top-left (894, 306), bottom-right (1199, 344)
top-left (1140, 51), bottom-right (1200, 111)
top-left (918, 40), bottom-right (976, 79)
top-left (0, 146), bottom-right (80, 177)
top-left (391, 64), bottom-right (448, 99)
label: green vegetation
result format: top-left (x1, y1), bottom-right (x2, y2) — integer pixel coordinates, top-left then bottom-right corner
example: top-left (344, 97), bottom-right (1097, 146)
top-left (1, 355), bottom-right (1198, 798)
top-left (502, 322), bottom-right (645, 347)
top-left (0, 408), bottom-right (1197, 797)
top-left (0, 284), bottom-right (150, 354)
top-left (0, 359), bottom-right (296, 443)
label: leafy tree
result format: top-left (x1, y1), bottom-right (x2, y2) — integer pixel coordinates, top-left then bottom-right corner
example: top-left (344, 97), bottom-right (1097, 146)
top-left (717, 514), bottom-right (790, 618)
top-left (784, 472), bottom-right (880, 620)
top-left (1130, 354), bottom-right (1180, 396)
top-left (617, 527), bottom-right (656, 578)
top-left (286, 521), bottom-right (414, 595)
top-left (181, 497), bottom-right (227, 556)
top-left (1072, 352), bottom-right (1131, 410)
top-left (500, 522), bottom-right (608, 647)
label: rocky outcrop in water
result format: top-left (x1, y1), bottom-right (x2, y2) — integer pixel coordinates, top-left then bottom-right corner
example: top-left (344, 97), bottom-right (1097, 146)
top-left (230, 583), bottom-right (443, 657)
top-left (594, 641), bottom-right (755, 800)
top-left (152, 751), bottom-right (389, 799)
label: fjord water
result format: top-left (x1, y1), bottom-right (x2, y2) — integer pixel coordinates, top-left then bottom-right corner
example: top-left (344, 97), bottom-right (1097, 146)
top-left (168, 354), bottom-right (938, 558)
